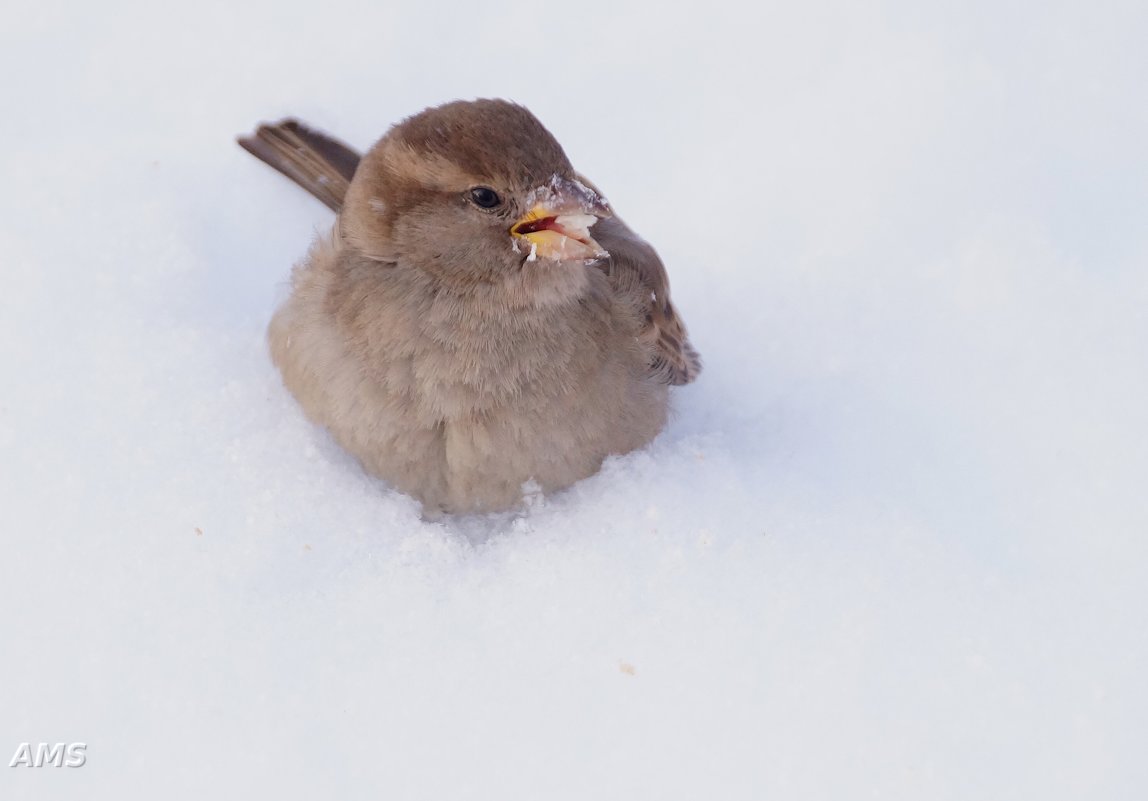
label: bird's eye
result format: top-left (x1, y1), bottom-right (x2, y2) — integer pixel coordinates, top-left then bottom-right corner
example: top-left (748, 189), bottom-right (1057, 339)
top-left (468, 187), bottom-right (502, 209)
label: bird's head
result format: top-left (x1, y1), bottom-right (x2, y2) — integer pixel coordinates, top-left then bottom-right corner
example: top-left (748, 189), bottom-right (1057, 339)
top-left (341, 99), bottom-right (612, 305)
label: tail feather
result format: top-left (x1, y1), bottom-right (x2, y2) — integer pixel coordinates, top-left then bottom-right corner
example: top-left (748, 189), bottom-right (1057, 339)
top-left (276, 119), bottom-right (361, 182)
top-left (237, 119), bottom-right (362, 212)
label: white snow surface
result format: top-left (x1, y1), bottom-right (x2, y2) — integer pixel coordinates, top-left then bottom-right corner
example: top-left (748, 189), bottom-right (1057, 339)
top-left (2, 1), bottom-right (1147, 799)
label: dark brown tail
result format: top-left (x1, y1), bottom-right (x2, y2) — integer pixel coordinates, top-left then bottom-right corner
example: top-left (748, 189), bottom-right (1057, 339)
top-left (237, 119), bottom-right (362, 212)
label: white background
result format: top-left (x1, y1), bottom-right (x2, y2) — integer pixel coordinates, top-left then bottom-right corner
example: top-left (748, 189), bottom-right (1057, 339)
top-left (2, 0), bottom-right (1145, 798)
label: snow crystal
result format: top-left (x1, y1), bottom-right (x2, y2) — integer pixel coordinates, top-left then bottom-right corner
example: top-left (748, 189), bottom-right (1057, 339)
top-left (554, 212), bottom-right (598, 234)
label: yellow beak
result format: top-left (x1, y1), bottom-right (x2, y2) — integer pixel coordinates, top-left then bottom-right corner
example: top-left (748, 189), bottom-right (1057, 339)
top-left (510, 176), bottom-right (611, 262)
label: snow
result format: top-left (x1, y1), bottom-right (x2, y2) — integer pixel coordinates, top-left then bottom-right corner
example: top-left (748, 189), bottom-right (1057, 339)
top-left (554, 213), bottom-right (599, 235)
top-left (2, 0), bottom-right (1146, 799)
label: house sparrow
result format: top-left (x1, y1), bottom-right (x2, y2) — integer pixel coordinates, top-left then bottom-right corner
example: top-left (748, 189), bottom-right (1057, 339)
top-left (238, 100), bottom-right (700, 515)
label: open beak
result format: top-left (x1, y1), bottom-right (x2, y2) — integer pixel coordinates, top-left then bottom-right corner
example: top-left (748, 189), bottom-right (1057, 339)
top-left (511, 176), bottom-right (611, 262)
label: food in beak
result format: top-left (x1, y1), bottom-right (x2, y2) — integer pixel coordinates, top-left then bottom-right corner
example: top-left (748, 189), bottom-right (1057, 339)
top-left (511, 176), bottom-right (611, 262)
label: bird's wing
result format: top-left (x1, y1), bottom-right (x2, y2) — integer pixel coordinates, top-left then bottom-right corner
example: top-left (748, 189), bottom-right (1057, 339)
top-left (238, 119), bottom-right (361, 212)
top-left (589, 213), bottom-right (702, 386)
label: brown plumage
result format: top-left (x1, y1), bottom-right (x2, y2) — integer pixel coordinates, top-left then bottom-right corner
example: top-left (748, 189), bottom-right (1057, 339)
top-left (239, 99), bottom-right (700, 514)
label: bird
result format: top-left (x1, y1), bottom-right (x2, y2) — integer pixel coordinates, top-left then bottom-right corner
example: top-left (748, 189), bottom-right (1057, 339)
top-left (238, 99), bottom-right (700, 515)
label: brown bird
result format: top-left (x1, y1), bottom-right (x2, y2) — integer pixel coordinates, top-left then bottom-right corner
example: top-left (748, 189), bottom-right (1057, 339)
top-left (239, 99), bottom-right (700, 515)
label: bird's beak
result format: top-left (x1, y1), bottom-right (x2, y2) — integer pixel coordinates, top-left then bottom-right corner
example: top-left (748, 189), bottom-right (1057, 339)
top-left (511, 176), bottom-right (611, 262)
